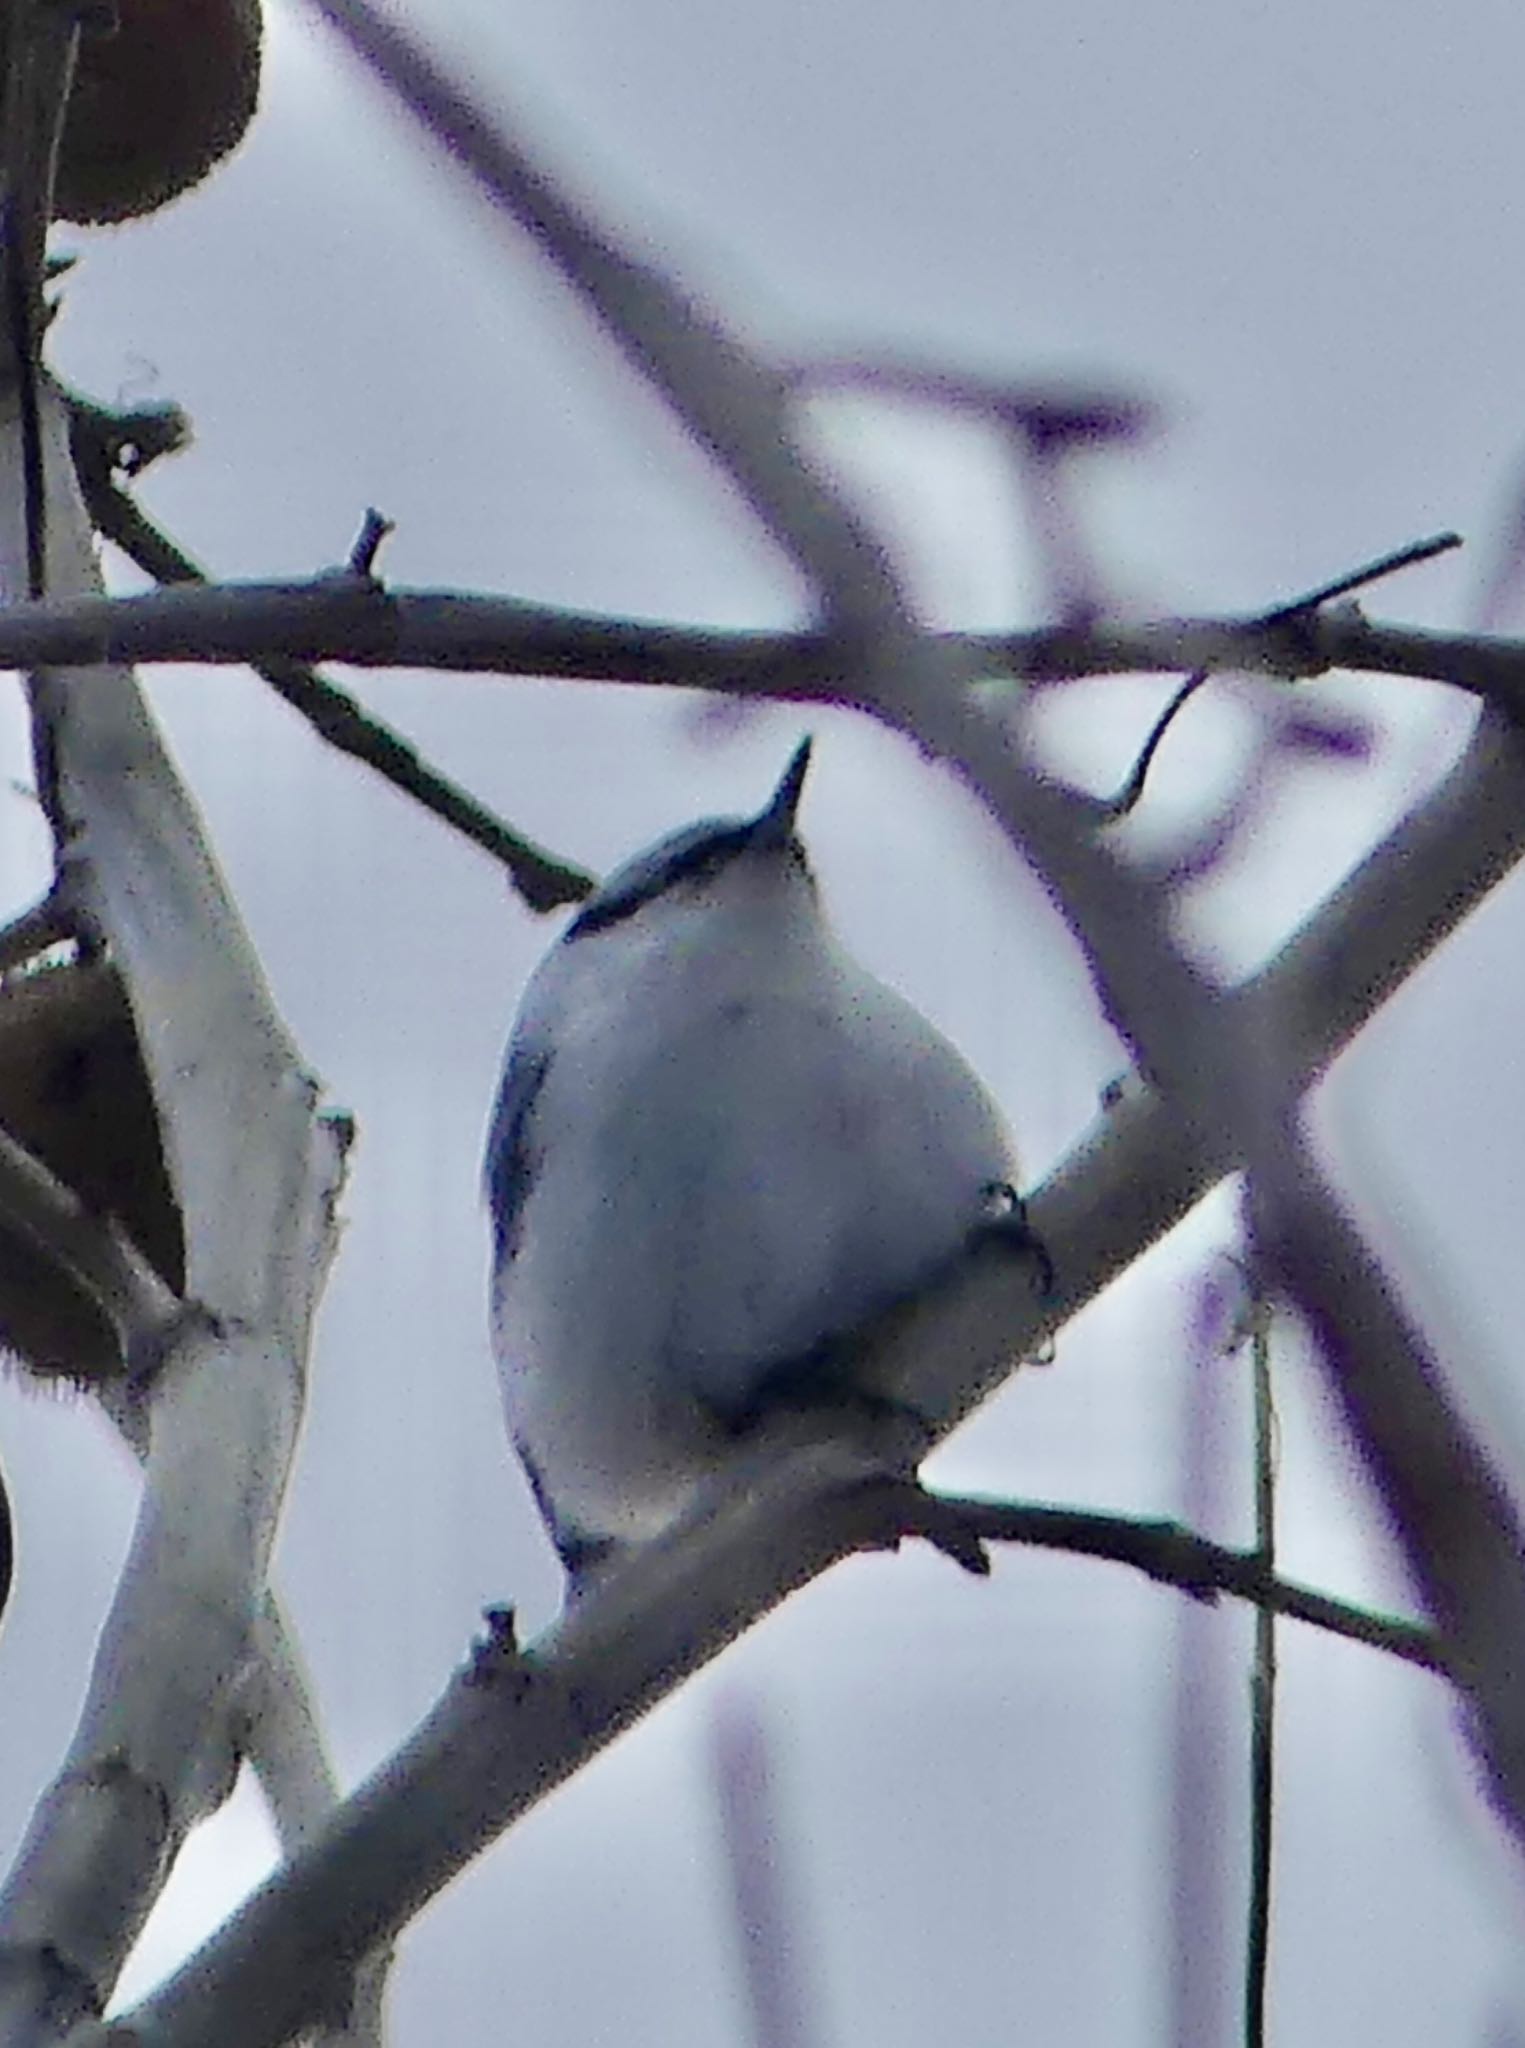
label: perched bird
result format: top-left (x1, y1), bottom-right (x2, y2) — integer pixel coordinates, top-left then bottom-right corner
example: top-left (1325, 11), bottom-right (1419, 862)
top-left (485, 740), bottom-right (1022, 1581)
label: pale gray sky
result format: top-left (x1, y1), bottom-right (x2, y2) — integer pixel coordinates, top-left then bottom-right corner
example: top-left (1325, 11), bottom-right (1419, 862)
top-left (4, 1), bottom-right (1525, 2040)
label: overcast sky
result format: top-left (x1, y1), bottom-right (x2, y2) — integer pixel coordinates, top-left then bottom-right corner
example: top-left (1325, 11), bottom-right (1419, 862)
top-left (4, 0), bottom-right (1525, 2040)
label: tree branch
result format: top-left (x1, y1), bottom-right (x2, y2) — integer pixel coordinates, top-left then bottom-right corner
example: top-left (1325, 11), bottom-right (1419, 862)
top-left (80, 1436), bottom-right (1445, 2048)
top-left (0, 1118), bottom-right (179, 1358)
top-left (0, 573), bottom-right (1516, 710)
top-left (66, 410), bottom-right (594, 912)
top-left (911, 1492), bottom-right (1441, 1673)
top-left (0, 376), bottom-right (351, 2033)
top-left (305, 0), bottom-right (901, 632)
top-left (310, 0), bottom-right (1525, 1903)
top-left (32, 7), bottom-right (1522, 2040)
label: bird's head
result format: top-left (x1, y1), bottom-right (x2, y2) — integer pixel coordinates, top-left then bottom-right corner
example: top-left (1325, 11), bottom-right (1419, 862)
top-left (567, 738), bottom-right (817, 943)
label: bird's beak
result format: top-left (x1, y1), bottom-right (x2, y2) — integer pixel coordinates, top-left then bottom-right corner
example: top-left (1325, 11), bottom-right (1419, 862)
top-left (752, 736), bottom-right (813, 845)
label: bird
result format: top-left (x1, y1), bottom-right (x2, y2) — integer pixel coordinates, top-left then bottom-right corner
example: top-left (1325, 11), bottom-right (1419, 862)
top-left (485, 738), bottom-right (1026, 1584)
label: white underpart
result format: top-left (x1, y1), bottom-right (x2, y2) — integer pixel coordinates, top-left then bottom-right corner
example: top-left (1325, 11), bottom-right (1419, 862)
top-left (492, 853), bottom-right (1016, 1548)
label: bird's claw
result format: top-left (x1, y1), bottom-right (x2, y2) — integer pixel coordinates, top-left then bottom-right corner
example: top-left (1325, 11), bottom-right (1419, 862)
top-left (972, 1181), bottom-right (1056, 1299)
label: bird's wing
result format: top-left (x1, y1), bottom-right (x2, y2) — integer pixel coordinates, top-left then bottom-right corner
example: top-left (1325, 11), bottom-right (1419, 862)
top-left (483, 1040), bottom-right (551, 1261)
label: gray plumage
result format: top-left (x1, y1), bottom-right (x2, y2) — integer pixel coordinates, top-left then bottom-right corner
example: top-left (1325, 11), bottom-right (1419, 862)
top-left (485, 740), bottom-right (1017, 1576)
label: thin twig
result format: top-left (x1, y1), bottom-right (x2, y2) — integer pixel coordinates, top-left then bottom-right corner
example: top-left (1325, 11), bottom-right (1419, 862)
top-left (1100, 666), bottom-right (1210, 820)
top-left (0, 1443), bottom-right (10, 1636)
top-left (1102, 534), bottom-right (1466, 820)
top-left (920, 1492), bottom-right (1443, 1672)
top-left (346, 506), bottom-right (394, 580)
top-left (1247, 1142), bottom-right (1525, 1840)
top-left (1167, 1277), bottom-right (1240, 2048)
top-left (1245, 1297), bottom-right (1277, 2048)
top-left (67, 423), bottom-right (595, 912)
top-left (1261, 531), bottom-right (1463, 619)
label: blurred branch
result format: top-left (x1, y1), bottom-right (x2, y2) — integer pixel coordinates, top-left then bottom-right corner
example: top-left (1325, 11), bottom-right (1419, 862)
top-left (904, 656), bottom-right (1525, 1859)
top-left (68, 399), bottom-right (594, 913)
top-left (890, 606), bottom-right (1525, 1853)
top-left (304, 0), bottom-right (901, 633)
top-left (1166, 1280), bottom-right (1241, 2048)
top-left (710, 1694), bottom-right (827, 2048)
top-left (1248, 1145), bottom-right (1525, 1837)
top-left (794, 355), bottom-right (1164, 626)
top-left (793, 355), bottom-right (1158, 442)
top-left (66, 8), bottom-right (1525, 2042)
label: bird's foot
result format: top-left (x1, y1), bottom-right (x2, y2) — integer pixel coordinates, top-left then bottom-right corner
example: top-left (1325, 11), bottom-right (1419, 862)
top-left (850, 1473), bottom-right (994, 1577)
top-left (971, 1181), bottom-right (1055, 1298)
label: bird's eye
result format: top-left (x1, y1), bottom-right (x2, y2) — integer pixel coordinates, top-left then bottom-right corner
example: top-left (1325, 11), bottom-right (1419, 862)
top-left (676, 848), bottom-right (727, 887)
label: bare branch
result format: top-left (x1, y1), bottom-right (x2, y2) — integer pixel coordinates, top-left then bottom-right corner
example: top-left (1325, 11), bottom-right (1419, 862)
top-left (344, 506), bottom-right (393, 581)
top-left (304, 0), bottom-right (902, 630)
top-left (0, 571), bottom-right (1518, 713)
top-left (1248, 1147), bottom-right (1525, 1836)
top-left (35, 9), bottom-right (1524, 2038)
top-left (793, 354), bottom-right (1158, 445)
top-left (299, 0), bottom-right (1525, 1924)
top-left (1260, 530), bottom-right (1463, 617)
top-left (0, 373), bottom-right (349, 2030)
top-left (913, 1493), bottom-right (1441, 1673)
top-left (83, 1421), bottom-right (924, 2048)
top-left (710, 1694), bottom-right (827, 2048)
top-left (69, 411), bottom-right (595, 912)
top-left (54, 692), bottom-right (1520, 2042)
top-left (84, 1424), bottom-right (1446, 2048)
top-left (1101, 535), bottom-right (1463, 818)
top-left (1246, 1297), bottom-right (1277, 2048)
top-left (0, 1440), bottom-right (11, 1638)
top-left (50, 672), bottom-right (1513, 2041)
top-left (0, 1118), bottom-right (179, 1357)
top-left (1098, 666), bottom-right (1210, 820)
top-left (884, 641), bottom-right (1525, 1857)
